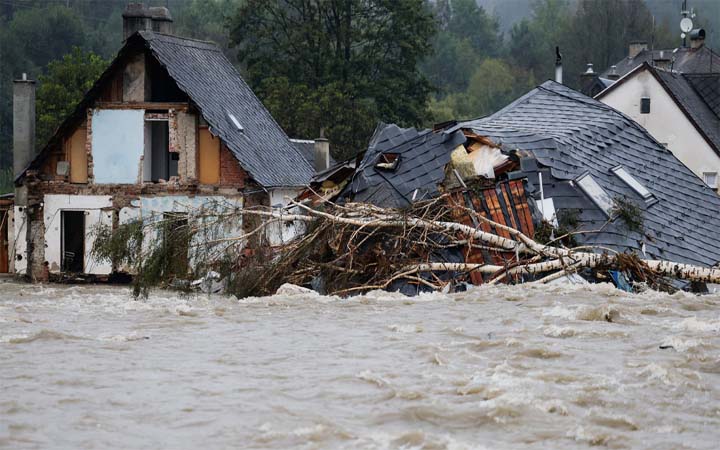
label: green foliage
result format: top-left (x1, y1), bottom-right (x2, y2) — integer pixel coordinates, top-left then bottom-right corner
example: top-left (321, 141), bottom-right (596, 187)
top-left (92, 215), bottom-right (194, 298)
top-left (36, 47), bottom-right (108, 149)
top-left (0, 167), bottom-right (12, 194)
top-left (611, 197), bottom-right (644, 233)
top-left (229, 0), bottom-right (436, 160)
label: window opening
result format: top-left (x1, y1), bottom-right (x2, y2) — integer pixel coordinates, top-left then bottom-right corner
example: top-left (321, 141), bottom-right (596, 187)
top-left (375, 153), bottom-right (400, 171)
top-left (576, 172), bottom-right (613, 216)
top-left (640, 97), bottom-right (651, 114)
top-left (144, 119), bottom-right (176, 182)
top-left (703, 172), bottom-right (718, 188)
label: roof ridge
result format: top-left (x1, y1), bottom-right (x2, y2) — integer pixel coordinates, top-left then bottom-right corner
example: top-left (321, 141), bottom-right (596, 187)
top-left (139, 31), bottom-right (221, 50)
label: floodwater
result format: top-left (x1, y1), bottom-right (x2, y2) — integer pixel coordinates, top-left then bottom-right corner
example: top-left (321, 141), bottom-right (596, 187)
top-left (1, 280), bottom-right (719, 450)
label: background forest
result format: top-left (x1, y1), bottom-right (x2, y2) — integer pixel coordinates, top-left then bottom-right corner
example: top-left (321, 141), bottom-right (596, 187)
top-left (1, 0), bottom-right (719, 193)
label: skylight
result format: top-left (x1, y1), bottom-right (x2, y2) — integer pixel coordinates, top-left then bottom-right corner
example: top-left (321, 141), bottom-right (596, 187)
top-left (228, 113), bottom-right (243, 132)
top-left (611, 166), bottom-right (654, 201)
top-left (576, 172), bottom-right (613, 216)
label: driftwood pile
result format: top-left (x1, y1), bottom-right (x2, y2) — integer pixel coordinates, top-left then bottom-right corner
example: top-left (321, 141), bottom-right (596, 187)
top-left (94, 194), bottom-right (720, 298)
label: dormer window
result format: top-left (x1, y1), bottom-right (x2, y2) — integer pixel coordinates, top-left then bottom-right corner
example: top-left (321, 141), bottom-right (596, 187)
top-left (611, 165), bottom-right (655, 202)
top-left (375, 153), bottom-right (400, 171)
top-left (640, 97), bottom-right (651, 114)
top-left (576, 172), bottom-right (613, 216)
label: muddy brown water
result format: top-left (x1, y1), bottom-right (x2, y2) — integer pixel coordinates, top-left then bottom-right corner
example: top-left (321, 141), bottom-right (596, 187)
top-left (1, 280), bottom-right (719, 449)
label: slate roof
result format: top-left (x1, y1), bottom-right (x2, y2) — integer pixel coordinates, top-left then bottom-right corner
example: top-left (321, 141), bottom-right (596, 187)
top-left (653, 69), bottom-right (720, 155)
top-left (600, 45), bottom-right (720, 79)
top-left (685, 73), bottom-right (720, 117)
top-left (289, 139), bottom-right (337, 170)
top-left (342, 123), bottom-right (466, 208)
top-left (140, 32), bottom-right (313, 187)
top-left (451, 80), bottom-right (720, 268)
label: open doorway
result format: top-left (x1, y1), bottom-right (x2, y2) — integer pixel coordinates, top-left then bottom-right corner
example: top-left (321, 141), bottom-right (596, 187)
top-left (62, 210), bottom-right (85, 273)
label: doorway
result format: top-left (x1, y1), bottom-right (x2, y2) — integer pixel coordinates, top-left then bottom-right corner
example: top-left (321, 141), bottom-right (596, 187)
top-left (61, 210), bottom-right (85, 273)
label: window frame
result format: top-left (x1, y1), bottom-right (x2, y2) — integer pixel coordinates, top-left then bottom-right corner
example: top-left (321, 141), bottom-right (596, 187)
top-left (610, 165), bottom-right (655, 203)
top-left (575, 172), bottom-right (614, 217)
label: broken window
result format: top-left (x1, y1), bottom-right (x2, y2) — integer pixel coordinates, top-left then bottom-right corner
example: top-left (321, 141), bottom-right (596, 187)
top-left (640, 97), bottom-right (651, 114)
top-left (575, 172), bottom-right (613, 216)
top-left (611, 166), bottom-right (654, 201)
top-left (375, 153), bottom-right (400, 171)
top-left (703, 172), bottom-right (718, 188)
top-left (144, 116), bottom-right (177, 182)
top-left (198, 127), bottom-right (220, 184)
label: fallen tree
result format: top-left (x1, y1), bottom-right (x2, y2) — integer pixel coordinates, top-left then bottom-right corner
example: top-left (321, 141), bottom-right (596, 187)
top-left (91, 194), bottom-right (720, 298)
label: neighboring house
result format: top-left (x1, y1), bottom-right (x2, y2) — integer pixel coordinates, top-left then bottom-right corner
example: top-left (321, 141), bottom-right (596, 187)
top-left (580, 30), bottom-right (719, 97)
top-left (449, 80), bottom-right (720, 268)
top-left (11, 5), bottom-right (314, 281)
top-left (600, 30), bottom-right (720, 80)
top-left (595, 62), bottom-right (720, 190)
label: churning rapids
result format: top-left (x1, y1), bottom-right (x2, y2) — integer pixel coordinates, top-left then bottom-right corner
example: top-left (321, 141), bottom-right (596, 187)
top-left (1, 279), bottom-right (719, 450)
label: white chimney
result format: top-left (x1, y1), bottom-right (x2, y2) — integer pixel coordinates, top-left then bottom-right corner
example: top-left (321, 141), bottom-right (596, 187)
top-left (313, 133), bottom-right (330, 172)
top-left (554, 46), bottom-right (563, 84)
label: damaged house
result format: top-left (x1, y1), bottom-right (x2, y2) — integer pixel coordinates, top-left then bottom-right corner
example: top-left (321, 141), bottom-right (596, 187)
top-left (318, 80), bottom-right (720, 291)
top-left (10, 5), bottom-right (315, 281)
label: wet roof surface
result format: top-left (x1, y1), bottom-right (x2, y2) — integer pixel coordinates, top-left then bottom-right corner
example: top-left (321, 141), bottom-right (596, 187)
top-left (453, 81), bottom-right (720, 267)
top-left (141, 31), bottom-right (314, 187)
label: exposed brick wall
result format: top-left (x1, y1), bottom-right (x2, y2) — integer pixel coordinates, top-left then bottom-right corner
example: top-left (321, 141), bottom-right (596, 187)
top-left (219, 144), bottom-right (248, 187)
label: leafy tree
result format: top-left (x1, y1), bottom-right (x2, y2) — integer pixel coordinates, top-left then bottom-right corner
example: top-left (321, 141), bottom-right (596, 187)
top-left (229, 0), bottom-right (436, 160)
top-left (35, 48), bottom-right (108, 149)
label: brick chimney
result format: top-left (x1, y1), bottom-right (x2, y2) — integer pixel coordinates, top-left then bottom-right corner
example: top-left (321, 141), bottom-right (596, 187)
top-left (122, 3), bottom-right (173, 40)
top-left (689, 28), bottom-right (706, 49)
top-left (13, 73), bottom-right (36, 179)
top-left (628, 41), bottom-right (648, 59)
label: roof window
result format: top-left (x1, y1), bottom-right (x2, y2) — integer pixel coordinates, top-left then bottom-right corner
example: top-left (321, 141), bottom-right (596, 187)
top-left (611, 165), bottom-right (654, 201)
top-left (375, 153), bottom-right (400, 171)
top-left (576, 172), bottom-right (613, 216)
top-left (228, 112), bottom-right (244, 132)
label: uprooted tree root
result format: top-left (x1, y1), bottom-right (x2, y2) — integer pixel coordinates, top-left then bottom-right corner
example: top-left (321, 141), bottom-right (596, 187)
top-left (92, 195), bottom-right (720, 298)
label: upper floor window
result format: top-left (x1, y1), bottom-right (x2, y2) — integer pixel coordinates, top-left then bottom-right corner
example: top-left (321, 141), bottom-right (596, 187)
top-left (640, 97), bottom-right (651, 114)
top-left (703, 172), bottom-right (718, 188)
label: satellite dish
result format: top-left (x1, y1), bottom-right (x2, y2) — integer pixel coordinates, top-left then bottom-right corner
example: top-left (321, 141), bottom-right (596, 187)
top-left (680, 17), bottom-right (693, 32)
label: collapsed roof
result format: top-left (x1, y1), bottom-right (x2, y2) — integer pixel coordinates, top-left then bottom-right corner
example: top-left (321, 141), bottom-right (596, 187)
top-left (450, 80), bottom-right (720, 268)
top-left (342, 123), bottom-right (466, 208)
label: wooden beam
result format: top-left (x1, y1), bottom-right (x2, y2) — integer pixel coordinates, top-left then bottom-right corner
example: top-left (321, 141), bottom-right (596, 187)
top-left (94, 102), bottom-right (190, 111)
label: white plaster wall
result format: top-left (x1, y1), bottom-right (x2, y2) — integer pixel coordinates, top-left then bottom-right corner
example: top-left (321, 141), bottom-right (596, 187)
top-left (268, 188), bottom-right (305, 246)
top-left (119, 195), bottom-right (244, 272)
top-left (13, 206), bottom-right (27, 275)
top-left (43, 195), bottom-right (113, 275)
top-left (599, 71), bottom-right (720, 187)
